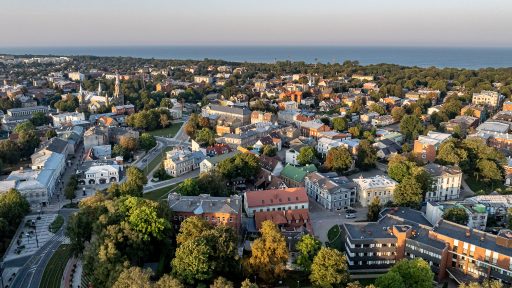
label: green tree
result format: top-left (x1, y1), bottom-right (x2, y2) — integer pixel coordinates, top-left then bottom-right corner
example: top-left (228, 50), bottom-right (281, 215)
top-left (384, 259), bottom-right (434, 288)
top-left (375, 271), bottom-right (405, 288)
top-left (177, 178), bottom-right (201, 196)
top-left (476, 159), bottom-right (502, 182)
top-left (65, 185), bottom-right (76, 204)
top-left (245, 221), bottom-right (288, 283)
top-left (369, 103), bottom-right (386, 115)
top-left (295, 234), bottom-right (322, 273)
top-left (332, 117), bottom-right (348, 132)
top-left (112, 144), bottom-right (130, 160)
top-left (436, 140), bottom-right (467, 166)
top-left (119, 167), bottom-right (147, 197)
top-left (172, 237), bottom-right (213, 284)
top-left (367, 197), bottom-right (381, 221)
top-left (240, 279), bottom-right (259, 288)
top-left (176, 216), bottom-right (211, 245)
top-left (120, 136), bottom-right (139, 152)
top-left (393, 176), bottom-right (423, 208)
top-left (443, 207), bottom-right (469, 225)
top-left (309, 247), bottom-right (349, 288)
top-left (356, 139), bottom-right (377, 171)
top-left (400, 115), bottom-right (424, 141)
top-left (391, 107), bottom-right (406, 122)
top-left (261, 145), bottom-right (277, 157)
top-left (30, 111), bottom-right (50, 126)
top-left (139, 133), bottom-right (157, 152)
top-left (0, 140), bottom-right (20, 164)
top-left (325, 147), bottom-right (353, 173)
top-left (210, 277), bottom-right (234, 288)
top-left (387, 155), bottom-right (415, 182)
top-left (197, 171), bottom-right (228, 197)
top-left (113, 267), bottom-right (152, 288)
top-left (348, 126), bottom-right (361, 138)
top-left (155, 275), bottom-right (185, 288)
top-left (45, 129), bottom-right (58, 139)
top-left (195, 128), bottom-right (216, 146)
top-left (297, 146), bottom-right (317, 166)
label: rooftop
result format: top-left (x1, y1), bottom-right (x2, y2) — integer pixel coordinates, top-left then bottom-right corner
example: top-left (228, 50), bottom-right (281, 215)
top-left (168, 193), bottom-right (241, 215)
top-left (245, 187), bottom-right (308, 208)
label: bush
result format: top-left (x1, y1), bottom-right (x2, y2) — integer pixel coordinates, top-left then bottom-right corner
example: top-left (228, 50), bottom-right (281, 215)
top-left (49, 215), bottom-right (64, 233)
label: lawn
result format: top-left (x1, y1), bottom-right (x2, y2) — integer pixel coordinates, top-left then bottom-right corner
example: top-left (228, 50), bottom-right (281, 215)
top-left (326, 225), bottom-right (344, 251)
top-left (465, 178), bottom-right (508, 195)
top-left (327, 225), bottom-right (340, 242)
top-left (147, 122), bottom-right (183, 137)
top-left (143, 183), bottom-right (180, 201)
top-left (48, 215), bottom-right (64, 233)
top-left (40, 244), bottom-right (72, 288)
top-left (144, 146), bottom-right (174, 176)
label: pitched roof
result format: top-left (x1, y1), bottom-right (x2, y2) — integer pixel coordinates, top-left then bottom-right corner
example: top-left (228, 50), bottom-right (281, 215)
top-left (254, 209), bottom-right (310, 230)
top-left (280, 164), bottom-right (317, 183)
top-left (245, 187), bottom-right (308, 208)
top-left (259, 155), bottom-right (281, 172)
top-left (168, 193), bottom-right (242, 215)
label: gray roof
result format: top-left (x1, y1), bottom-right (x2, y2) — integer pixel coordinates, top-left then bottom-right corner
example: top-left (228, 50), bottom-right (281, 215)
top-left (205, 104), bottom-right (251, 116)
top-left (42, 138), bottom-right (68, 154)
top-left (168, 193), bottom-right (242, 215)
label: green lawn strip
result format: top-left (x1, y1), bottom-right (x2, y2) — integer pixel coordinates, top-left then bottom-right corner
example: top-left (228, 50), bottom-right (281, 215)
top-left (147, 122), bottom-right (183, 137)
top-left (327, 225), bottom-right (340, 242)
top-left (144, 146), bottom-right (174, 176)
top-left (465, 178), bottom-right (507, 195)
top-left (143, 183), bottom-right (180, 201)
top-left (48, 215), bottom-right (64, 233)
top-left (40, 244), bottom-right (72, 288)
top-left (326, 225), bottom-right (344, 251)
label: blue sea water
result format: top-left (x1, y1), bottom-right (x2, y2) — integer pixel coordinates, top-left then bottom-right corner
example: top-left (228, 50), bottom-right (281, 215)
top-left (1, 46), bottom-right (512, 69)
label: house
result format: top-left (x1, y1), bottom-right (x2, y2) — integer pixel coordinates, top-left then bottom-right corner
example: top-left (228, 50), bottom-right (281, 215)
top-left (167, 193), bottom-right (242, 232)
top-left (279, 164), bottom-right (317, 188)
top-left (77, 160), bottom-right (121, 185)
top-left (163, 147), bottom-right (205, 177)
top-left (244, 187), bottom-right (309, 217)
top-left (83, 126), bottom-right (109, 150)
top-left (424, 163), bottom-right (463, 202)
top-left (193, 75), bottom-right (213, 84)
top-left (372, 115), bottom-right (396, 127)
top-left (259, 155), bottom-right (284, 176)
top-left (413, 131), bottom-right (452, 163)
top-left (199, 151), bottom-right (240, 174)
top-left (316, 137), bottom-right (344, 156)
top-left (373, 139), bottom-right (401, 160)
top-left (305, 172), bottom-right (356, 210)
top-left (300, 121), bottom-right (330, 138)
top-left (353, 175), bottom-right (397, 207)
top-left (461, 105), bottom-right (487, 123)
top-left (205, 143), bottom-right (233, 157)
top-left (112, 104), bottom-right (135, 115)
top-left (51, 112), bottom-right (86, 127)
top-left (285, 148), bottom-right (300, 165)
top-left (251, 111), bottom-right (275, 124)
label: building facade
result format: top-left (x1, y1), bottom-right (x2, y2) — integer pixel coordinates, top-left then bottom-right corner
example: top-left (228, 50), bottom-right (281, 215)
top-left (305, 172), bottom-right (356, 210)
top-left (353, 175), bottom-right (397, 207)
top-left (424, 163), bottom-right (463, 202)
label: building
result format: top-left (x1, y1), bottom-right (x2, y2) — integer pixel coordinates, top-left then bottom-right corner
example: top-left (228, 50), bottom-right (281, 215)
top-left (244, 187), bottom-right (309, 217)
top-left (461, 105), bottom-right (487, 123)
top-left (167, 193), bottom-right (242, 232)
top-left (202, 104), bottom-right (251, 124)
top-left (305, 172), bottom-right (356, 210)
top-left (163, 147), bottom-right (205, 177)
top-left (371, 115), bottom-right (396, 127)
top-left (424, 163), bottom-right (463, 202)
top-left (219, 131), bottom-right (258, 148)
top-left (503, 101), bottom-right (512, 112)
top-left (67, 72), bottom-right (84, 81)
top-left (2, 106), bottom-right (49, 131)
top-left (259, 155), bottom-right (284, 176)
top-left (279, 164), bottom-right (317, 188)
top-left (285, 148), bottom-right (300, 165)
top-left (300, 121), bottom-right (330, 138)
top-left (413, 131), bottom-right (452, 163)
top-left (426, 202), bottom-right (488, 231)
top-left (193, 75), bottom-right (213, 84)
top-left (77, 160), bottom-right (121, 185)
top-left (112, 104), bottom-right (135, 115)
top-left (342, 207), bottom-right (512, 284)
top-left (199, 151), bottom-right (239, 174)
top-left (316, 137), bottom-right (344, 156)
top-left (472, 91), bottom-right (503, 110)
top-left (83, 126), bottom-right (109, 150)
top-left (373, 139), bottom-right (401, 160)
top-left (353, 175), bottom-right (397, 207)
top-left (51, 112), bottom-right (86, 127)
top-left (251, 111), bottom-right (276, 124)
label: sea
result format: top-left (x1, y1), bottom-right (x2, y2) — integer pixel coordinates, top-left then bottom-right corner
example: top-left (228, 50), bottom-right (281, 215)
top-left (1, 46), bottom-right (512, 69)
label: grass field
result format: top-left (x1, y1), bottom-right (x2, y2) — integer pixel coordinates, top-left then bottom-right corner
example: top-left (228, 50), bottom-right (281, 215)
top-left (147, 122), bottom-right (183, 137)
top-left (326, 225), bottom-right (344, 251)
top-left (144, 146), bottom-right (174, 176)
top-left (143, 183), bottom-right (180, 201)
top-left (40, 244), bottom-right (72, 288)
top-left (465, 178), bottom-right (509, 195)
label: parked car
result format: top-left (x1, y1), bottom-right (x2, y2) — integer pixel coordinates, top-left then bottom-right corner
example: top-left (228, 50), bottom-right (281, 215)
top-left (345, 213), bottom-right (356, 219)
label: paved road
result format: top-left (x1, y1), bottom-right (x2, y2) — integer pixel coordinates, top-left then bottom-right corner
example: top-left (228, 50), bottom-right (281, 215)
top-left (143, 169), bottom-right (200, 192)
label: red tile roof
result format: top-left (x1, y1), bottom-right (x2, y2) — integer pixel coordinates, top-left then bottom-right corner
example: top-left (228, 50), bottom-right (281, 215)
top-left (254, 209), bottom-right (311, 231)
top-left (245, 187), bottom-right (308, 208)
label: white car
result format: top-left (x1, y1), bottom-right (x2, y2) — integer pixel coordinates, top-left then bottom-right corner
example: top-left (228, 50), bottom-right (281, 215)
top-left (345, 213), bottom-right (356, 219)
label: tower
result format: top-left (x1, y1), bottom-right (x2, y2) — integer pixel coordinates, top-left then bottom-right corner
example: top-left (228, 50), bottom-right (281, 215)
top-left (78, 83), bottom-right (85, 104)
top-left (114, 72), bottom-right (124, 105)
top-left (105, 92), bottom-right (110, 107)
top-left (97, 82), bottom-right (102, 95)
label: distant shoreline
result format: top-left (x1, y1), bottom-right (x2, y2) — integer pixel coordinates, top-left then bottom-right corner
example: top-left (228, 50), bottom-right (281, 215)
top-left (1, 46), bottom-right (512, 69)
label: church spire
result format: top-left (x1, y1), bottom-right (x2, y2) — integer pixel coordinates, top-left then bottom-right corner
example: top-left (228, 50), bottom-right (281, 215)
top-left (97, 82), bottom-right (102, 95)
top-left (114, 72), bottom-right (120, 98)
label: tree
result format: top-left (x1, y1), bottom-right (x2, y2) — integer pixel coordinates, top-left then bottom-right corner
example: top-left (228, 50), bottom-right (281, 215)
top-left (112, 144), bottom-right (130, 160)
top-left (0, 140), bottom-right (20, 164)
top-left (387, 155), bottom-right (415, 182)
top-left (476, 159), bottom-right (502, 182)
top-left (155, 275), bottom-right (185, 288)
top-left (176, 216), bottom-right (211, 245)
top-left (261, 145), bottom-right (277, 157)
top-left (45, 129), bottom-right (57, 139)
top-left (30, 111), bottom-right (50, 126)
top-left (297, 146), bottom-right (317, 166)
top-left (295, 234), bottom-right (322, 273)
top-left (400, 115), bottom-right (424, 141)
top-left (436, 140), bottom-right (467, 166)
top-left (391, 107), bottom-right (406, 122)
top-left (383, 259), bottom-right (434, 288)
top-left (374, 271), bottom-right (405, 288)
top-left (172, 237), bottom-right (214, 284)
top-left (177, 178), bottom-right (201, 196)
top-left (356, 139), bottom-right (377, 171)
top-left (65, 185), bottom-right (76, 204)
top-left (443, 207), bottom-right (468, 225)
top-left (240, 279), bottom-right (258, 288)
top-left (120, 136), bottom-right (138, 152)
top-left (348, 126), bottom-right (361, 138)
top-left (160, 113), bottom-right (171, 128)
top-left (324, 147), bottom-right (353, 173)
top-left (195, 128), bottom-right (216, 146)
top-left (245, 221), bottom-right (288, 283)
top-left (210, 277), bottom-right (234, 288)
top-left (369, 103), bottom-right (386, 115)
top-left (197, 171), bottom-right (228, 197)
top-left (459, 280), bottom-right (502, 288)
top-left (367, 197), bottom-right (381, 221)
top-left (393, 176), bottom-right (422, 208)
top-left (139, 133), bottom-right (157, 152)
top-left (309, 247), bottom-right (349, 288)
top-left (119, 167), bottom-right (147, 197)
top-left (112, 267), bottom-right (152, 288)
top-left (332, 117), bottom-right (348, 132)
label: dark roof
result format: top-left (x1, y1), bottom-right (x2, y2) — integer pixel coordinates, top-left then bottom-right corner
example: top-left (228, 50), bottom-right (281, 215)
top-left (43, 137), bottom-right (68, 154)
top-left (380, 207), bottom-right (433, 227)
top-left (259, 155), bottom-right (281, 171)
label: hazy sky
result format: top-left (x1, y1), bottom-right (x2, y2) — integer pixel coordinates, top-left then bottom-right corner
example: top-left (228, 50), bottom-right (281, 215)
top-left (1, 0), bottom-right (511, 47)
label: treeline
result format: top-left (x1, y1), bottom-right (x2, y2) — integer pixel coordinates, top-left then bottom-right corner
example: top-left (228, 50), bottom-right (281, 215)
top-left (0, 189), bottom-right (30, 256)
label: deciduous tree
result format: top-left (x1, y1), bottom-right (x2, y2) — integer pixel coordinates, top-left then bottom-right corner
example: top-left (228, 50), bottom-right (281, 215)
top-left (295, 234), bottom-right (322, 273)
top-left (325, 147), bottom-right (353, 173)
top-left (297, 146), bottom-right (317, 166)
top-left (309, 247), bottom-right (349, 288)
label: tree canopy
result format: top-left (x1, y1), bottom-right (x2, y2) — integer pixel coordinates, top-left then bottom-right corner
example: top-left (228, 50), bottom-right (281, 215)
top-left (309, 247), bottom-right (350, 288)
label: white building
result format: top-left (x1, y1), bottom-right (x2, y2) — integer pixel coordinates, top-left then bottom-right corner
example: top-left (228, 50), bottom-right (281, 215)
top-left (423, 163), bottom-right (463, 202)
top-left (316, 137), bottom-right (343, 156)
top-left (199, 151), bottom-right (239, 174)
top-left (285, 148), bottom-right (299, 165)
top-left (305, 172), bottom-right (356, 210)
top-left (163, 147), bottom-right (205, 177)
top-left (194, 76), bottom-right (214, 84)
top-left (68, 72), bottom-right (85, 81)
top-left (51, 112), bottom-right (86, 127)
top-left (425, 202), bottom-right (488, 231)
top-left (353, 175), bottom-right (397, 207)
top-left (78, 161), bottom-right (121, 185)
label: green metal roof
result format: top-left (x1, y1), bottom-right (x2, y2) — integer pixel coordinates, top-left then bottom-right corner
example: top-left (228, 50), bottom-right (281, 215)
top-left (280, 164), bottom-right (317, 183)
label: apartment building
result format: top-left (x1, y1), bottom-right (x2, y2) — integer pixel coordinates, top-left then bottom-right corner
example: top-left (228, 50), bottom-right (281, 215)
top-left (193, 75), bottom-right (213, 84)
top-left (167, 193), bottom-right (242, 232)
top-left (300, 121), bottom-right (330, 139)
top-left (305, 172), bottom-right (356, 210)
top-left (343, 207), bottom-right (512, 284)
top-left (426, 202), bottom-right (488, 231)
top-left (413, 131), bottom-right (452, 163)
top-left (243, 187), bottom-right (308, 217)
top-left (353, 175), bottom-right (397, 207)
top-left (2, 106), bottom-right (49, 131)
top-left (202, 104), bottom-right (251, 124)
top-left (472, 91), bottom-right (503, 111)
top-left (424, 163), bottom-right (463, 202)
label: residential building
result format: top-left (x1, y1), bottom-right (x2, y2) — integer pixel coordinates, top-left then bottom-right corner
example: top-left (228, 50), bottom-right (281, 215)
top-left (472, 90), bottom-right (503, 110)
top-left (426, 202), bottom-right (488, 231)
top-left (199, 151), bottom-right (239, 174)
top-left (251, 111), bottom-right (276, 124)
top-left (2, 106), bottom-right (49, 131)
top-left (193, 75), bottom-right (213, 84)
top-left (163, 147), bottom-right (205, 177)
top-left (259, 155), bottom-right (284, 176)
top-left (373, 139), bottom-right (401, 160)
top-left (285, 148), bottom-right (300, 165)
top-left (112, 104), bottom-right (135, 115)
top-left (51, 112), bottom-right (86, 127)
top-left (279, 164), bottom-right (317, 188)
top-left (316, 137), bottom-right (344, 156)
top-left (167, 193), bottom-right (242, 232)
top-left (219, 131), bottom-right (258, 147)
top-left (305, 172), bottom-right (356, 210)
top-left (300, 121), bottom-right (330, 138)
top-left (77, 160), bottom-right (121, 185)
top-left (413, 131), bottom-right (452, 163)
top-left (461, 105), bottom-right (487, 123)
top-left (244, 187), bottom-right (309, 217)
top-left (424, 163), bottom-right (463, 202)
top-left (371, 115), bottom-right (396, 127)
top-left (354, 175), bottom-right (397, 207)
top-left (83, 126), bottom-right (109, 149)
top-left (202, 104), bottom-right (251, 124)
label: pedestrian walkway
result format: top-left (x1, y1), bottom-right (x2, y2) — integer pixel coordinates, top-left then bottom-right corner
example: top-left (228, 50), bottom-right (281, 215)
top-left (3, 214), bottom-right (58, 261)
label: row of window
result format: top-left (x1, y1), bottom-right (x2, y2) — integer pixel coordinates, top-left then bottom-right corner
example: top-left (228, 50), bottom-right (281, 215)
top-left (257, 205), bottom-right (306, 213)
top-left (175, 215), bottom-right (234, 223)
top-left (406, 243), bottom-right (442, 260)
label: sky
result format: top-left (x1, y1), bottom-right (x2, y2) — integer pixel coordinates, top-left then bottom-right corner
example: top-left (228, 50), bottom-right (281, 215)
top-left (0, 0), bottom-right (511, 47)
